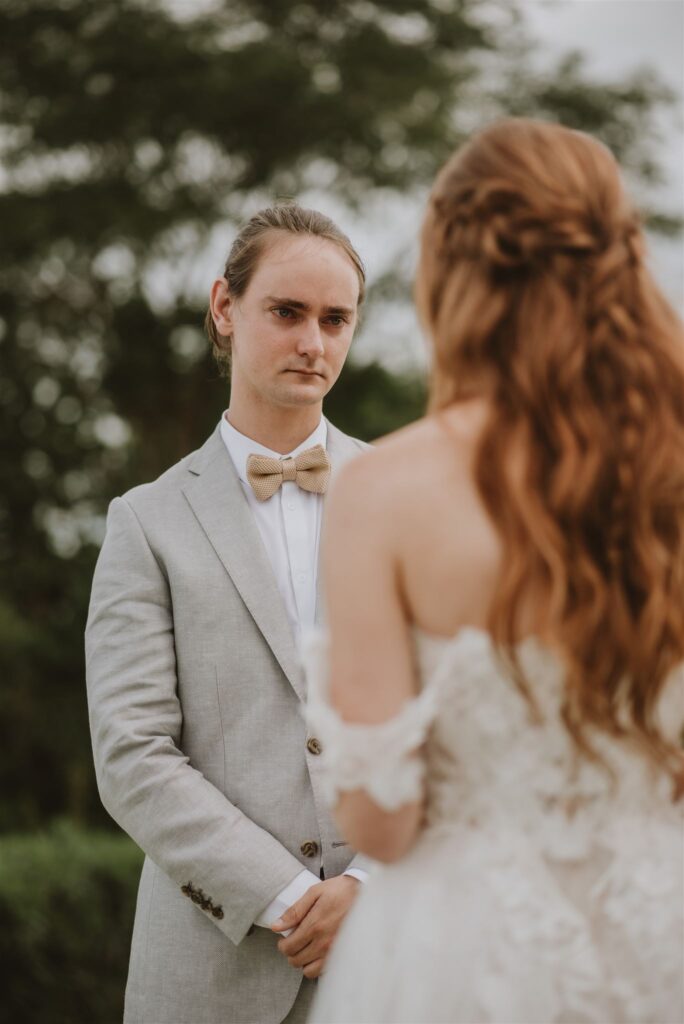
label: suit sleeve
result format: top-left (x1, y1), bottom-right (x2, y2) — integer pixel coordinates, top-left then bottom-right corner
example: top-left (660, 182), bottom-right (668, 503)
top-left (85, 496), bottom-right (304, 945)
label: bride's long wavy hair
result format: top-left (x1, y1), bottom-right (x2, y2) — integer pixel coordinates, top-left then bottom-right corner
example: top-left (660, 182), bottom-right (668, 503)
top-left (417, 118), bottom-right (684, 790)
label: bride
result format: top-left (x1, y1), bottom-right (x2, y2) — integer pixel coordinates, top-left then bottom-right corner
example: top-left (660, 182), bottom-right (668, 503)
top-left (299, 119), bottom-right (684, 1023)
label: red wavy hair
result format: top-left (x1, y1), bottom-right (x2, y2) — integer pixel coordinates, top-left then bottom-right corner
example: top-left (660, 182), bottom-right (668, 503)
top-left (417, 118), bottom-right (684, 789)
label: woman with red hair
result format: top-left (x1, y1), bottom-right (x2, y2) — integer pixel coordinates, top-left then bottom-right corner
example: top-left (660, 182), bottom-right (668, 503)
top-left (295, 119), bottom-right (684, 1023)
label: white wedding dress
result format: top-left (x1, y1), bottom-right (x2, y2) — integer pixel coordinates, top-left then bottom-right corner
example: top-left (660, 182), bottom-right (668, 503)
top-left (303, 626), bottom-right (684, 1024)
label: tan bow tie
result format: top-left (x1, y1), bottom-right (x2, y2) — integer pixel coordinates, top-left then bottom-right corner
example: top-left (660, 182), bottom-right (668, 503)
top-left (246, 444), bottom-right (331, 501)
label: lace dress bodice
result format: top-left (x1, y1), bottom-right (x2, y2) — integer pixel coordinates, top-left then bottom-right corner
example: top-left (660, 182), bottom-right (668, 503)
top-left (304, 627), bottom-right (684, 1024)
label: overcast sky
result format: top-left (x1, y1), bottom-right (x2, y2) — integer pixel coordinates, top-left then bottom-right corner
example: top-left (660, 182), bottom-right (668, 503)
top-left (525, 1), bottom-right (683, 303)
top-left (527, 0), bottom-right (682, 101)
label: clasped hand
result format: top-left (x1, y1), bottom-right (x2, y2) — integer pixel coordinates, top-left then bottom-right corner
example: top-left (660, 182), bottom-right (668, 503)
top-left (271, 875), bottom-right (360, 978)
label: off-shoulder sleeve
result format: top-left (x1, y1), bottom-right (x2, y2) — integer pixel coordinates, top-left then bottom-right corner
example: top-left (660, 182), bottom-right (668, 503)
top-left (301, 628), bottom-right (438, 812)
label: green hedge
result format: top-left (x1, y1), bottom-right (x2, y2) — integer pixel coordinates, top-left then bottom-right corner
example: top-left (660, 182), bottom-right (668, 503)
top-left (0, 821), bottom-right (143, 1024)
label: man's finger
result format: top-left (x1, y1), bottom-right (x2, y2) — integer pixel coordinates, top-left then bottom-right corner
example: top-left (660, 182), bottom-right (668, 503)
top-left (302, 958), bottom-right (326, 980)
top-left (278, 912), bottom-right (319, 957)
top-left (278, 931), bottom-right (308, 957)
top-left (286, 940), bottom-right (318, 969)
top-left (270, 885), bottom-right (319, 933)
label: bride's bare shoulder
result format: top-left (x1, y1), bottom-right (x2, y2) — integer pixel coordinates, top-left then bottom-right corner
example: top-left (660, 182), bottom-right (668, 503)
top-left (330, 401), bottom-right (489, 509)
top-left (380, 401), bottom-right (487, 451)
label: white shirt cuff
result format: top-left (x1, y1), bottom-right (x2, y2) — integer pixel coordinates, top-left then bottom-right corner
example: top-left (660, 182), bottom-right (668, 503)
top-left (255, 869), bottom-right (319, 931)
top-left (255, 865), bottom-right (368, 934)
top-left (343, 867), bottom-right (369, 884)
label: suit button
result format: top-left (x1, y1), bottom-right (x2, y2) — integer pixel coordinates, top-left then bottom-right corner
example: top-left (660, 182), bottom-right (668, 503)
top-left (300, 840), bottom-right (319, 858)
top-left (306, 737), bottom-right (322, 755)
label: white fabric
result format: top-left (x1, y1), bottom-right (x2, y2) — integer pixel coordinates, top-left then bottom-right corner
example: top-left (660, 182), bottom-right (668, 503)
top-left (340, 867), bottom-right (369, 884)
top-left (303, 625), bottom-right (684, 1024)
top-left (221, 415), bottom-right (367, 931)
top-left (256, 868), bottom-right (319, 933)
top-left (220, 413), bottom-right (326, 643)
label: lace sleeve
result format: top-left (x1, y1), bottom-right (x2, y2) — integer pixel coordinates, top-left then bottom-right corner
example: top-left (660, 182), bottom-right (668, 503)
top-left (301, 628), bottom-right (438, 812)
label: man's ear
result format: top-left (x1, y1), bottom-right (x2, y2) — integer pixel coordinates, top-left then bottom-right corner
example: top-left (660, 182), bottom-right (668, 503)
top-left (209, 277), bottom-right (234, 338)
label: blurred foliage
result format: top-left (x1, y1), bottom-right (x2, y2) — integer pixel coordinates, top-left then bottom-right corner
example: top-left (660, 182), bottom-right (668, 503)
top-left (325, 361), bottom-right (427, 440)
top-left (0, 0), bottom-right (679, 831)
top-left (0, 820), bottom-right (143, 1023)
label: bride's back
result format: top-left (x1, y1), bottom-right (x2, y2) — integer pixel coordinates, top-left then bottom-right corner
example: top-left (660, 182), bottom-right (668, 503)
top-left (399, 119), bottom-right (684, 786)
top-left (369, 401), bottom-right (511, 639)
top-left (327, 118), bottom-right (684, 806)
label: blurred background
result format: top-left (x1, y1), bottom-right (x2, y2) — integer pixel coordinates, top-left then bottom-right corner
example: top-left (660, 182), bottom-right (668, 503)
top-left (1, 0), bottom-right (681, 1019)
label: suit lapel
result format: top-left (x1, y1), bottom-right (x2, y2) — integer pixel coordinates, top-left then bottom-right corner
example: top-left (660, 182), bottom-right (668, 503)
top-left (182, 428), bottom-right (305, 699)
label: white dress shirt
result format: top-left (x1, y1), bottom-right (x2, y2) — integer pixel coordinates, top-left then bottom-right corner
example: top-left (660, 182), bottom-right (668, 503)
top-left (219, 413), bottom-right (367, 931)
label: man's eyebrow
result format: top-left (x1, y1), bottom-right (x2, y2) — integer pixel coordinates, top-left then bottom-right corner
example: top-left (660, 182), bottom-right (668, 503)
top-left (324, 305), bottom-right (355, 317)
top-left (265, 296), bottom-right (354, 316)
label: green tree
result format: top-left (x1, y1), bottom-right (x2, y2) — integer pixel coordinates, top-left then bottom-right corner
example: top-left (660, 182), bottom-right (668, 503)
top-left (0, 0), bottom-right (678, 829)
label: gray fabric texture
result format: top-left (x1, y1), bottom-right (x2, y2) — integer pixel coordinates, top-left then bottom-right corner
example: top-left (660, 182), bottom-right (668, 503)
top-left (85, 420), bottom-right (372, 1024)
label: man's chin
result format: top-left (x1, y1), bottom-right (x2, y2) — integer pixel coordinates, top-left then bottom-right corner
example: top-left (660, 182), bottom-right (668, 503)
top-left (275, 381), bottom-right (329, 406)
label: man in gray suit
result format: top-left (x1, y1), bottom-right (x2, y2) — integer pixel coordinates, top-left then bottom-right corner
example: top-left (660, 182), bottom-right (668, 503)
top-left (85, 204), bottom-right (371, 1024)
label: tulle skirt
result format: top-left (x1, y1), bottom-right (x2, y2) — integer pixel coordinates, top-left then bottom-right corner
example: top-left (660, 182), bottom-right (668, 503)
top-left (309, 823), bottom-right (684, 1024)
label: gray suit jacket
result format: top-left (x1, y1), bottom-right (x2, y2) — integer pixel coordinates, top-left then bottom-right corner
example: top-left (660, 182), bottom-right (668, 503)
top-left (85, 419), bottom-right (371, 1024)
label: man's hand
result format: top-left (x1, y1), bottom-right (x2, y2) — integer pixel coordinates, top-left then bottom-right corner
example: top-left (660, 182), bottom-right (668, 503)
top-left (271, 875), bottom-right (360, 978)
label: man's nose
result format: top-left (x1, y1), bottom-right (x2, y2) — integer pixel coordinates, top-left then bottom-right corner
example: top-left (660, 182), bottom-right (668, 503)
top-left (296, 320), bottom-right (324, 358)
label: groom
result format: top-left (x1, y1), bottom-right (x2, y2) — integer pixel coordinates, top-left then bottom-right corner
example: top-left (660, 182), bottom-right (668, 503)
top-left (85, 205), bottom-right (371, 1024)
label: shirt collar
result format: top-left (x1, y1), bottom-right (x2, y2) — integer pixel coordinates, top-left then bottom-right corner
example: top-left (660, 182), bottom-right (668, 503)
top-left (219, 413), bottom-right (328, 485)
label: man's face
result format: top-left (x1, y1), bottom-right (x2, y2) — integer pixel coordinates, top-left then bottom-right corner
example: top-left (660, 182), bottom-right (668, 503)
top-left (219, 233), bottom-right (360, 411)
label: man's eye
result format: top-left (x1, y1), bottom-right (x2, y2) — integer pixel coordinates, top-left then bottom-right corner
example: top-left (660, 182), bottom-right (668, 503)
top-left (325, 316), bottom-right (345, 326)
top-left (274, 307), bottom-right (295, 319)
